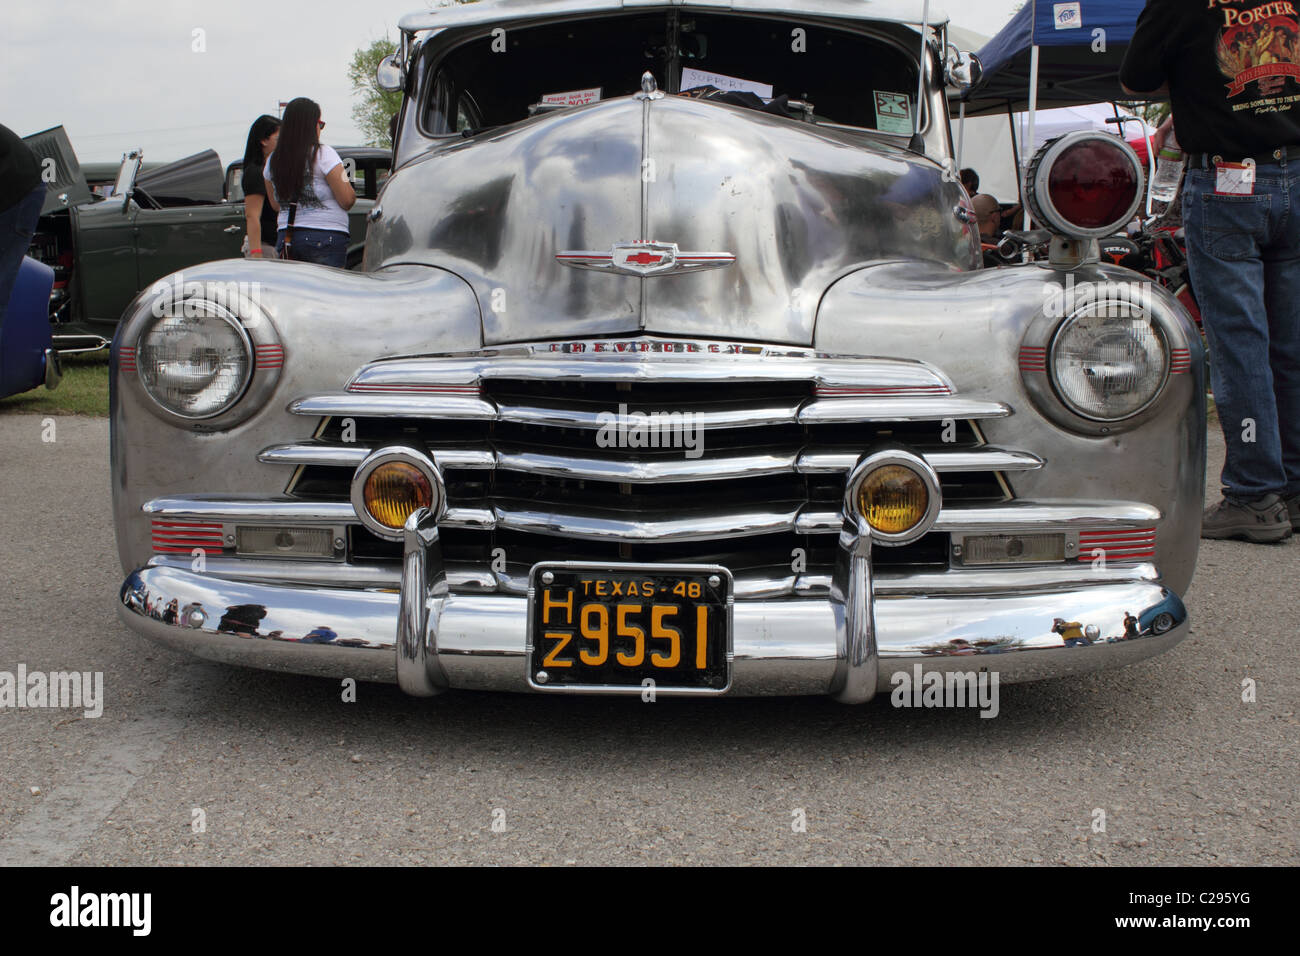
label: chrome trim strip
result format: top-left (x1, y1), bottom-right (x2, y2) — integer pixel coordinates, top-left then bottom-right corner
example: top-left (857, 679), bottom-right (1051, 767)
top-left (259, 444), bottom-right (371, 468)
top-left (799, 398), bottom-right (1012, 423)
top-left (497, 401), bottom-right (803, 430)
top-left (262, 443), bottom-right (1042, 479)
top-left (145, 554), bottom-right (1160, 600)
top-left (144, 496), bottom-right (1163, 544)
top-left (260, 443), bottom-right (496, 470)
top-left (288, 393), bottom-right (498, 420)
top-left (346, 351), bottom-right (951, 390)
top-left (932, 502), bottom-right (1162, 532)
top-left (798, 447), bottom-right (1044, 474)
top-left (494, 448), bottom-right (796, 483)
top-left (492, 501), bottom-right (802, 542)
top-left (141, 496), bottom-right (493, 530)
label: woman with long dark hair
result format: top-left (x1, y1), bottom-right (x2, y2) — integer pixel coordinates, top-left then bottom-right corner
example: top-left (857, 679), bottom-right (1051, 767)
top-left (240, 114), bottom-right (280, 258)
top-left (263, 97), bottom-right (355, 267)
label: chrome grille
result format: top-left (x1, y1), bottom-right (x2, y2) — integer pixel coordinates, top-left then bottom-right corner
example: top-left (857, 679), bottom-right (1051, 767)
top-left (267, 360), bottom-right (1031, 595)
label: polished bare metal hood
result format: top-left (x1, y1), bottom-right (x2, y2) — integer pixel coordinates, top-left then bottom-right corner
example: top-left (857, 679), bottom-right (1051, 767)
top-left (369, 94), bottom-right (978, 346)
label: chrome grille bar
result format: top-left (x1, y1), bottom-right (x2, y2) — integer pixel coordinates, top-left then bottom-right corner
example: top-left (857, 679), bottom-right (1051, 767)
top-left (144, 496), bottom-right (1161, 542)
top-left (497, 400), bottom-right (803, 430)
top-left (287, 394), bottom-right (497, 420)
top-left (288, 392), bottom-right (1012, 427)
top-left (262, 442), bottom-right (1037, 481)
top-left (259, 443), bottom-right (495, 470)
top-left (797, 448), bottom-right (1044, 474)
top-left (346, 352), bottom-right (953, 389)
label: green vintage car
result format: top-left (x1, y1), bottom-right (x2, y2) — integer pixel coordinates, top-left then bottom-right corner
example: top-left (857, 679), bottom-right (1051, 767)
top-left (22, 127), bottom-right (390, 344)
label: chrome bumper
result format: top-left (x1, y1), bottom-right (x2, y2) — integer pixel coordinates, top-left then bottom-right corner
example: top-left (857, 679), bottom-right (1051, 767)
top-left (117, 508), bottom-right (1189, 699)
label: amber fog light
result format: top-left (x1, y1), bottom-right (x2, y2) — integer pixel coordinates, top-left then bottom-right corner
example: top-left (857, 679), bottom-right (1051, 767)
top-left (844, 450), bottom-right (942, 546)
top-left (859, 466), bottom-right (927, 534)
top-left (351, 447), bottom-right (445, 541)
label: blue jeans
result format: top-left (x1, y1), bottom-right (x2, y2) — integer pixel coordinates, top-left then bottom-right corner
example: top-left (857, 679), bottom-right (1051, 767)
top-left (1183, 157), bottom-right (1300, 502)
top-left (0, 182), bottom-right (47, 324)
top-left (276, 227), bottom-right (348, 268)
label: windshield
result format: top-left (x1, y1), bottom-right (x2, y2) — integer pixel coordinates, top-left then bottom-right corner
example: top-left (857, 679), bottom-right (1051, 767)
top-left (422, 13), bottom-right (922, 135)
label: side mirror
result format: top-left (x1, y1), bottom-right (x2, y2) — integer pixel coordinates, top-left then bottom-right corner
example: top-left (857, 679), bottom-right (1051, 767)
top-left (945, 46), bottom-right (982, 92)
top-left (376, 54), bottom-right (404, 93)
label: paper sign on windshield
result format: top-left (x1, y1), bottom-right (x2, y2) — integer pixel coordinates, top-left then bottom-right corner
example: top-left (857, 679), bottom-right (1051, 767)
top-left (873, 91), bottom-right (914, 135)
top-left (541, 87), bottom-right (602, 106)
top-left (680, 68), bottom-right (773, 99)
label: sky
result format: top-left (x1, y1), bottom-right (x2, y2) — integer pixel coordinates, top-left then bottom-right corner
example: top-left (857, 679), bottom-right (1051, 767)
top-left (2, 0), bottom-right (1024, 166)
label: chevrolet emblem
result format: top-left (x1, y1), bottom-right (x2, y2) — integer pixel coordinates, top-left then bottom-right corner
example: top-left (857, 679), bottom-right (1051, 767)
top-left (556, 240), bottom-right (735, 277)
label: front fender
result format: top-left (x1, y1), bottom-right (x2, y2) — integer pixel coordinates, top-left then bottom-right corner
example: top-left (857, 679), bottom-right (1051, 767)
top-left (814, 260), bottom-right (1206, 596)
top-left (110, 258), bottom-right (483, 575)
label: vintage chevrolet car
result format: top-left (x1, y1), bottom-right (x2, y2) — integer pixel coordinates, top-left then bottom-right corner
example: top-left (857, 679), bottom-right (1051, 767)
top-left (112, 0), bottom-right (1205, 702)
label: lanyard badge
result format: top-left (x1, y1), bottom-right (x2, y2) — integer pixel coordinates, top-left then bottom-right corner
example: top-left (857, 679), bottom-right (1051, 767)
top-left (1215, 158), bottom-right (1256, 195)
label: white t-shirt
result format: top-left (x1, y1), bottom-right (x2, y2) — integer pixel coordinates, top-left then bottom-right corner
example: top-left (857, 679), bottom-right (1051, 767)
top-left (264, 145), bottom-right (349, 234)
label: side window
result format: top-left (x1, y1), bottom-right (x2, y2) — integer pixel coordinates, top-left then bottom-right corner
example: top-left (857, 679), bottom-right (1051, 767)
top-left (425, 69), bottom-right (480, 134)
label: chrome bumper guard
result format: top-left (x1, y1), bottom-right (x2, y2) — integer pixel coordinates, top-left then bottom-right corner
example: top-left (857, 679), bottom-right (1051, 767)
top-left (118, 506), bottom-right (1188, 700)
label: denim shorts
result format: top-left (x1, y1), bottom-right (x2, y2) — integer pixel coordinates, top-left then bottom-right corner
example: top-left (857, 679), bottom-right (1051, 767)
top-left (276, 228), bottom-right (349, 269)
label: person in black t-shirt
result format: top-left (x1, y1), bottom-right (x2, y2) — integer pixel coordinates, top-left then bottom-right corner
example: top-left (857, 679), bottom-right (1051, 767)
top-left (240, 114), bottom-right (281, 258)
top-left (1122, 0), bottom-right (1300, 543)
top-left (0, 123), bottom-right (47, 324)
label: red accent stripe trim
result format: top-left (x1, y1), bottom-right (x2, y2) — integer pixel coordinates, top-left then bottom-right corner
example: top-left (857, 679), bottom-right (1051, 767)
top-left (1076, 526), bottom-right (1157, 561)
top-left (1079, 528), bottom-right (1156, 539)
top-left (346, 383), bottom-right (479, 394)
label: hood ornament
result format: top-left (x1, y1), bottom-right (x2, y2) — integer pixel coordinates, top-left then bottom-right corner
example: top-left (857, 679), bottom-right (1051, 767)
top-left (556, 240), bottom-right (735, 277)
top-left (635, 71), bottom-right (664, 101)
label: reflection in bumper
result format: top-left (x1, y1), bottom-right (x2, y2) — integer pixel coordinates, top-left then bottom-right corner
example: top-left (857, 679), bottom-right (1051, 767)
top-left (118, 556), bottom-right (1188, 700)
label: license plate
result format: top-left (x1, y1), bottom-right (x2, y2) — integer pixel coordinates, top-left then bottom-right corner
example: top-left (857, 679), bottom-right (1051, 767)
top-left (527, 563), bottom-right (732, 693)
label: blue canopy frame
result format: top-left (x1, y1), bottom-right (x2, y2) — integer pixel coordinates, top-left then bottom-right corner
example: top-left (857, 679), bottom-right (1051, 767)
top-left (956, 0), bottom-right (1154, 225)
top-left (964, 0), bottom-right (1147, 116)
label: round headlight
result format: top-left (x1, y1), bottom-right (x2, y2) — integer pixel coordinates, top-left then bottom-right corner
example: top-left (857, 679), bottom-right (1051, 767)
top-left (137, 303), bottom-right (252, 418)
top-left (351, 447), bottom-right (446, 541)
top-left (1051, 304), bottom-right (1169, 421)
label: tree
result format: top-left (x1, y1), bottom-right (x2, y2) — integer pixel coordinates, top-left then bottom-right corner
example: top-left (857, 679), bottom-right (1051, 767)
top-left (348, 38), bottom-right (404, 147)
top-left (348, 3), bottom-right (479, 146)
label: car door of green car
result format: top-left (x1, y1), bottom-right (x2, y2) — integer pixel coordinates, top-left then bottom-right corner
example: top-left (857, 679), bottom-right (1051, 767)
top-left (132, 201), bottom-right (246, 293)
top-left (68, 197), bottom-right (142, 328)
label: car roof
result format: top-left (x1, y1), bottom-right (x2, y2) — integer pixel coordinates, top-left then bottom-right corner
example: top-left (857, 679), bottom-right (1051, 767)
top-left (398, 0), bottom-right (947, 33)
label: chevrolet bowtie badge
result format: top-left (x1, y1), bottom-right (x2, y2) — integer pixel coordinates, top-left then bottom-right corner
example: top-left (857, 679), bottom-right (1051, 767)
top-left (556, 240), bottom-right (735, 277)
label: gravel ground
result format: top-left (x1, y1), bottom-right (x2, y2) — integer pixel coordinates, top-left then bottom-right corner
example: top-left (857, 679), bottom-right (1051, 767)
top-left (0, 412), bottom-right (1295, 865)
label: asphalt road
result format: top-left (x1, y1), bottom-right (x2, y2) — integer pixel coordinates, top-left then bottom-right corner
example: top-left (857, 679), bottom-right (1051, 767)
top-left (0, 412), bottom-right (1295, 866)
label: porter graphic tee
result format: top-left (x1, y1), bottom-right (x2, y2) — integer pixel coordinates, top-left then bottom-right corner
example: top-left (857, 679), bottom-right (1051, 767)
top-left (1122, 0), bottom-right (1300, 156)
